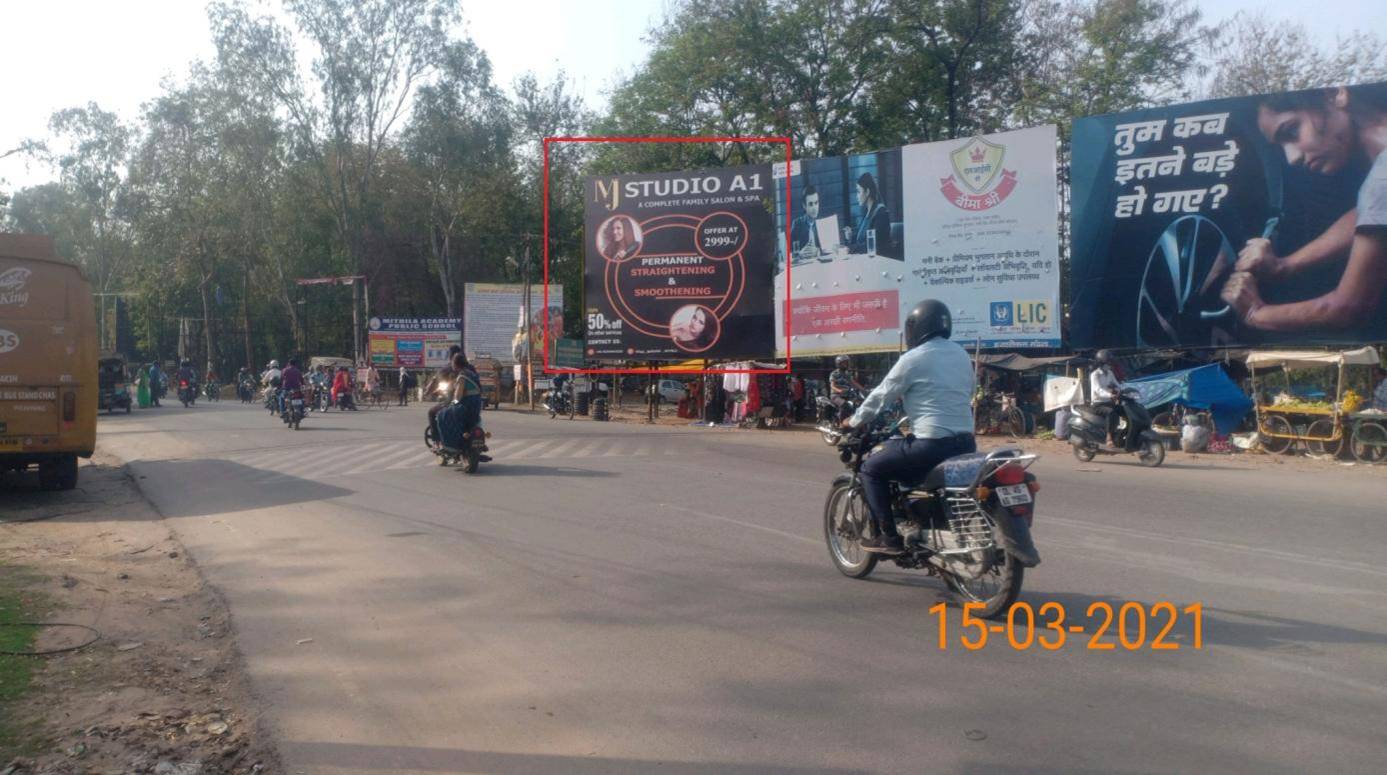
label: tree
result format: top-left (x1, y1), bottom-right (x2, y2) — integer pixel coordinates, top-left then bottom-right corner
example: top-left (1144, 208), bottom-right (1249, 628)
top-left (404, 40), bottom-right (514, 316)
top-left (209, 0), bottom-right (461, 358)
top-left (1203, 13), bottom-right (1387, 99)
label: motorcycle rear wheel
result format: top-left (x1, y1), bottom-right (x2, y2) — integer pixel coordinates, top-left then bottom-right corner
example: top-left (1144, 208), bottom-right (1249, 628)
top-left (463, 447), bottom-right (480, 474)
top-left (944, 551), bottom-right (1023, 620)
top-left (819, 426), bottom-right (840, 445)
top-left (823, 482), bottom-right (877, 579)
top-left (1072, 443), bottom-right (1096, 462)
top-left (1138, 438), bottom-right (1165, 467)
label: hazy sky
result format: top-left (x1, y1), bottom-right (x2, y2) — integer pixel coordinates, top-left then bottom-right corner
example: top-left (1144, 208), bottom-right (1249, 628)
top-left (2, 0), bottom-right (1383, 190)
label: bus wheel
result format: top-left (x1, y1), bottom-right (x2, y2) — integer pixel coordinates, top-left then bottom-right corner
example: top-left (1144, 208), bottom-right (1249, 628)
top-left (40, 455), bottom-right (79, 491)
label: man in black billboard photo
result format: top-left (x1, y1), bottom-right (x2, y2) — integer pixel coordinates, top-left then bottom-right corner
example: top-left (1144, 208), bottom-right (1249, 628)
top-left (790, 184), bottom-right (824, 261)
top-left (1221, 84), bottom-right (1387, 334)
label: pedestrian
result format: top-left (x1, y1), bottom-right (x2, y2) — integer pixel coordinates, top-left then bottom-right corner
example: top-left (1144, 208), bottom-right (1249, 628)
top-left (136, 365), bottom-right (152, 409)
top-left (791, 374), bottom-right (806, 423)
top-left (398, 366), bottom-right (410, 406)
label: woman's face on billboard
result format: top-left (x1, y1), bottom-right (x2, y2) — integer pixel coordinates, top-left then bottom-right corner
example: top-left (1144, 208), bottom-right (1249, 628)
top-left (612, 219), bottom-right (626, 241)
top-left (1258, 91), bottom-right (1355, 175)
top-left (688, 307), bottom-right (707, 337)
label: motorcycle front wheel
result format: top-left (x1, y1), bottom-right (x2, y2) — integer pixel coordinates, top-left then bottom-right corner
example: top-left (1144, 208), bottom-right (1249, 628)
top-left (823, 481), bottom-right (877, 578)
top-left (944, 550), bottom-right (1023, 620)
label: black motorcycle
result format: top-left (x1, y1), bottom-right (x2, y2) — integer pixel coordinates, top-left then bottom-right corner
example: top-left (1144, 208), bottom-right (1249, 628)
top-left (281, 389), bottom-right (306, 430)
top-left (238, 377), bottom-right (256, 403)
top-left (815, 388), bottom-right (863, 445)
top-left (1067, 387), bottom-right (1166, 467)
top-left (425, 405), bottom-right (491, 474)
top-left (825, 417), bottom-right (1041, 619)
top-left (204, 381), bottom-right (221, 402)
top-left (544, 385), bottom-right (575, 419)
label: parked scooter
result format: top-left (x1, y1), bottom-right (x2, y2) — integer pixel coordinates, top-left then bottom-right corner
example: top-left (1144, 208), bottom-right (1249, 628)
top-left (1067, 387), bottom-right (1165, 467)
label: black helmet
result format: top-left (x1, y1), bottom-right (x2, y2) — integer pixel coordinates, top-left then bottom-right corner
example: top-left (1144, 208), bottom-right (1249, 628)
top-left (904, 299), bottom-right (952, 348)
top-left (1095, 349), bottom-right (1113, 365)
top-left (834, 355), bottom-right (850, 369)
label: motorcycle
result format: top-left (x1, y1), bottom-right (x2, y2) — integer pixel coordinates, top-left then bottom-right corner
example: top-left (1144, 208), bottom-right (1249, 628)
top-left (424, 405), bottom-right (491, 474)
top-left (334, 390), bottom-right (358, 411)
top-left (263, 386), bottom-right (279, 414)
top-left (204, 381), bottom-right (221, 402)
top-left (815, 388), bottom-right (863, 445)
top-left (281, 389), bottom-right (306, 430)
top-left (1067, 387), bottom-right (1166, 467)
top-left (544, 385), bottom-right (575, 419)
top-left (238, 378), bottom-right (256, 403)
top-left (824, 417), bottom-right (1041, 619)
top-left (178, 379), bottom-right (197, 408)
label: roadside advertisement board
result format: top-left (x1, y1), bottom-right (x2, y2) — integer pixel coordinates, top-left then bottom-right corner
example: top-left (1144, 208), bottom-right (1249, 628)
top-left (463, 283), bottom-right (563, 367)
top-left (1070, 82), bottom-right (1387, 349)
top-left (582, 164), bottom-right (778, 361)
top-left (367, 317), bottom-right (461, 368)
top-left (772, 126), bottom-right (1061, 355)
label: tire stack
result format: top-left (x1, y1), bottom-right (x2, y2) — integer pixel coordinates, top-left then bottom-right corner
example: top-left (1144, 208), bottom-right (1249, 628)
top-left (592, 397), bottom-right (609, 422)
top-left (576, 391), bottom-right (591, 416)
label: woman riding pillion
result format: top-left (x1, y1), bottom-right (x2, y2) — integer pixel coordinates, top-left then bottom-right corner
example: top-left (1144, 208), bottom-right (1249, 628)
top-left (840, 299), bottom-right (976, 554)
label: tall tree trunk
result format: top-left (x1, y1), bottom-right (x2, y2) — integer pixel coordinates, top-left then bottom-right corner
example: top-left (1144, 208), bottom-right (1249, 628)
top-left (242, 268), bottom-right (254, 371)
top-left (200, 277), bottom-right (218, 377)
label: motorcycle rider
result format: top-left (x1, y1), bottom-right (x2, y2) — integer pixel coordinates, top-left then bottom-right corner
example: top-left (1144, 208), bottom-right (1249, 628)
top-left (261, 360), bottom-right (282, 409)
top-left (331, 365), bottom-right (357, 410)
top-left (280, 358), bottom-right (305, 418)
top-left (829, 355), bottom-right (865, 422)
top-left (841, 300), bottom-right (976, 554)
top-left (426, 345), bottom-right (464, 428)
top-left (176, 359), bottom-right (198, 402)
top-left (551, 370), bottom-right (572, 413)
top-left (1089, 350), bottom-right (1123, 445)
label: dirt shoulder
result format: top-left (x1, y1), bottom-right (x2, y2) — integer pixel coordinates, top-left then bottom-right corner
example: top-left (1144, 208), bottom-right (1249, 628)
top-left (0, 452), bottom-right (277, 774)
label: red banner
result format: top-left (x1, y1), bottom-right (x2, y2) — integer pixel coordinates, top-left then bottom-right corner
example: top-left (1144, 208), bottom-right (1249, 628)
top-left (939, 169), bottom-right (1018, 211)
top-left (789, 290), bottom-right (899, 336)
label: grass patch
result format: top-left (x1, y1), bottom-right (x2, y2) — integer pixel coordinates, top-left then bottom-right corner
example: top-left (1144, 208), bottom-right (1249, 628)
top-left (0, 565), bottom-right (47, 756)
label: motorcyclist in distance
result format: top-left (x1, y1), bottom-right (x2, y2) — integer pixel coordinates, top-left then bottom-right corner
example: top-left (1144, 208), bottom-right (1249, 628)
top-left (840, 300), bottom-right (976, 554)
top-left (829, 354), bottom-right (866, 422)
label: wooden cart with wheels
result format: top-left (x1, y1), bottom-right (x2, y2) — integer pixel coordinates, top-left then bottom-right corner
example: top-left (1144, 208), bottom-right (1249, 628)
top-left (1245, 347), bottom-right (1381, 458)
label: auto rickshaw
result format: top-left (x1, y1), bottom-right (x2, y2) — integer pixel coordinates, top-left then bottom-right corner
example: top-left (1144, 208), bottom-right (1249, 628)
top-left (99, 354), bottom-right (133, 414)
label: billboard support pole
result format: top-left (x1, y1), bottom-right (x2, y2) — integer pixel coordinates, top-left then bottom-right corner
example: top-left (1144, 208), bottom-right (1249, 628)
top-left (525, 241), bottom-right (535, 410)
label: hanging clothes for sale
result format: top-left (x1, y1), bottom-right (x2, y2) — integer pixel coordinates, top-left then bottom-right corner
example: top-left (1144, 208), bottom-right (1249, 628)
top-left (746, 376), bottom-right (761, 415)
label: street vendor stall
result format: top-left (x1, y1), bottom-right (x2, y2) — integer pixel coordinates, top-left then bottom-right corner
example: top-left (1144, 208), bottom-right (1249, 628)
top-left (973, 354), bottom-right (1078, 436)
top-left (1244, 347), bottom-right (1384, 462)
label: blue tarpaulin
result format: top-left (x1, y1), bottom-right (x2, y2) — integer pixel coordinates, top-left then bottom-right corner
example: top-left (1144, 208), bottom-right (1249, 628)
top-left (1126, 364), bottom-right (1253, 434)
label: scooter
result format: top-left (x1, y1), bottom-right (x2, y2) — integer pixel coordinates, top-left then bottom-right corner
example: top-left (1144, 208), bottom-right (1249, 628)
top-left (1067, 388), bottom-right (1166, 467)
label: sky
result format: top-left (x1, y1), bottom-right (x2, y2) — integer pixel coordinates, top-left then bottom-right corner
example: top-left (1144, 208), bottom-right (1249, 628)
top-left (2, 0), bottom-right (1384, 191)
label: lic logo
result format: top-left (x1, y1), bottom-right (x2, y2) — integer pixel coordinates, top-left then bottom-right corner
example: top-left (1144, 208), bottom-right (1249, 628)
top-left (990, 302), bottom-right (1013, 327)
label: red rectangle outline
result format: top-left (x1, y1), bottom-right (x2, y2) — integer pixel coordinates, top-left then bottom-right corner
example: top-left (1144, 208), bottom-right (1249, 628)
top-left (542, 135), bottom-right (792, 375)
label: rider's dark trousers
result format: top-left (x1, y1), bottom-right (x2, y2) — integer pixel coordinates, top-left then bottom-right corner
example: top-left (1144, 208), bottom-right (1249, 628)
top-left (860, 432), bottom-right (976, 533)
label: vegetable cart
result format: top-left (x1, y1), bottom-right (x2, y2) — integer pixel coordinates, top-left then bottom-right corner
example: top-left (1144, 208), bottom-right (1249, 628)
top-left (1244, 347), bottom-right (1383, 461)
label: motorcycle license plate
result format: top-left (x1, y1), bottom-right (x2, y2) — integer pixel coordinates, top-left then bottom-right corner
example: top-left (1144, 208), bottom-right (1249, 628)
top-left (291, 400), bottom-right (304, 407)
top-left (996, 484), bottom-right (1032, 507)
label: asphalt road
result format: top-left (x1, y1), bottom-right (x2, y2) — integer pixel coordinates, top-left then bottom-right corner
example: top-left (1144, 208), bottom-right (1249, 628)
top-left (87, 398), bottom-right (1387, 774)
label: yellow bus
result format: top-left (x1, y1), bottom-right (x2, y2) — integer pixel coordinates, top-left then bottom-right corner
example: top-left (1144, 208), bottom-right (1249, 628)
top-left (0, 234), bottom-right (97, 490)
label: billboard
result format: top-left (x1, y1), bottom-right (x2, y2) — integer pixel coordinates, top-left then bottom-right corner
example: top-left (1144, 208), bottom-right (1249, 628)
top-left (463, 283), bottom-right (563, 366)
top-left (582, 164), bottom-right (778, 361)
top-left (367, 317), bottom-right (461, 368)
top-left (1070, 82), bottom-right (1387, 349)
top-left (773, 126), bottom-right (1061, 355)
